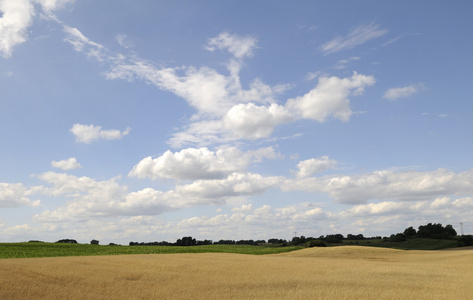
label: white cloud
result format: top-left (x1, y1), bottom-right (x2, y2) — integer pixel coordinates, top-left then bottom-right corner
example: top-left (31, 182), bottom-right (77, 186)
top-left (286, 72), bottom-right (375, 122)
top-left (63, 25), bottom-right (106, 60)
top-left (129, 146), bottom-right (281, 181)
top-left (0, 182), bottom-right (40, 207)
top-left (32, 172), bottom-right (172, 219)
top-left (23, 194), bottom-right (473, 243)
top-left (0, 0), bottom-right (35, 58)
top-left (223, 103), bottom-right (293, 140)
top-left (0, 0), bottom-right (74, 58)
top-left (70, 123), bottom-right (131, 143)
top-left (295, 156), bottom-right (338, 178)
top-left (205, 32), bottom-right (258, 59)
top-left (169, 72), bottom-right (375, 146)
top-left (61, 28), bottom-right (376, 146)
top-left (283, 168), bottom-right (473, 204)
top-left (33, 0), bottom-right (74, 13)
top-left (51, 157), bottom-right (82, 170)
top-left (115, 33), bottom-right (134, 48)
top-left (320, 23), bottom-right (388, 55)
top-left (174, 172), bottom-right (282, 205)
top-left (32, 170), bottom-right (281, 221)
top-left (383, 83), bottom-right (424, 100)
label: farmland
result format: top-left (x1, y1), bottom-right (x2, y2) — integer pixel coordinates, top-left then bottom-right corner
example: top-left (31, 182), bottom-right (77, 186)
top-left (0, 242), bottom-right (302, 259)
top-left (1, 246), bottom-right (472, 299)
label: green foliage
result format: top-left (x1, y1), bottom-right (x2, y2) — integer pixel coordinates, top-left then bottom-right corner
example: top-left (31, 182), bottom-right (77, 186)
top-left (346, 234), bottom-right (364, 240)
top-left (457, 235), bottom-right (473, 247)
top-left (291, 236), bottom-right (307, 245)
top-left (175, 236), bottom-right (196, 246)
top-left (416, 223), bottom-right (457, 239)
top-left (305, 240), bottom-right (327, 247)
top-left (403, 226), bottom-right (417, 237)
top-left (323, 234), bottom-right (344, 244)
top-left (390, 233), bottom-right (407, 242)
top-left (56, 239), bottom-right (78, 244)
top-left (0, 243), bottom-right (303, 259)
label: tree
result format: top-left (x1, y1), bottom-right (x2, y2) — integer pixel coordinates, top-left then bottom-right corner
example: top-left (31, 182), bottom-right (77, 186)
top-left (403, 226), bottom-right (417, 238)
top-left (306, 240), bottom-right (327, 247)
top-left (457, 235), bottom-right (473, 247)
top-left (324, 234), bottom-right (344, 243)
top-left (417, 223), bottom-right (457, 239)
top-left (347, 234), bottom-right (365, 240)
top-left (291, 236), bottom-right (307, 245)
top-left (176, 236), bottom-right (196, 246)
top-left (56, 239), bottom-right (77, 244)
top-left (390, 233), bottom-right (407, 242)
top-left (444, 225), bottom-right (457, 237)
top-left (90, 239), bottom-right (99, 245)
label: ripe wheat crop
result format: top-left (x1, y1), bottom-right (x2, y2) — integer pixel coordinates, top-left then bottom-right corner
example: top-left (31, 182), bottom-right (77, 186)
top-left (1, 246), bottom-right (472, 299)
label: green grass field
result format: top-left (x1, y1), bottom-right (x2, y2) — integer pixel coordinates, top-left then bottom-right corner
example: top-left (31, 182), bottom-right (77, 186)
top-left (0, 237), bottom-right (459, 259)
top-left (0, 242), bottom-right (304, 259)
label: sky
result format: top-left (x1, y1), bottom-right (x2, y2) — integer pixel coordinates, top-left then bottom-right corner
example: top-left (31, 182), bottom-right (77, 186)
top-left (1, 0), bottom-right (473, 244)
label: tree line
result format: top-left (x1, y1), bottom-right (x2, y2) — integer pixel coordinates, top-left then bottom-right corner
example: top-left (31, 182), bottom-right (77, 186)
top-left (47, 222), bottom-right (472, 248)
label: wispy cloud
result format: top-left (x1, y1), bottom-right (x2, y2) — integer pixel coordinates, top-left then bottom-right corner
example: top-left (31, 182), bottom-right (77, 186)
top-left (70, 123), bottom-right (131, 144)
top-left (383, 83), bottom-right (425, 100)
top-left (205, 32), bottom-right (258, 59)
top-left (320, 23), bottom-right (387, 55)
top-left (115, 33), bottom-right (134, 48)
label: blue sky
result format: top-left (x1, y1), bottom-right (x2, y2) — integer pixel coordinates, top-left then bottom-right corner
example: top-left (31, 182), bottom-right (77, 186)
top-left (1, 0), bottom-right (473, 243)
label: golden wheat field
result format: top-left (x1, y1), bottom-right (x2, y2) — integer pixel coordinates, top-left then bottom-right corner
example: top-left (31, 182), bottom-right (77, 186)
top-left (1, 246), bottom-right (472, 299)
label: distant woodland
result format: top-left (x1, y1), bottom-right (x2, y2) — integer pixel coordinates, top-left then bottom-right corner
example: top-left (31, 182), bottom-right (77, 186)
top-left (48, 223), bottom-right (473, 248)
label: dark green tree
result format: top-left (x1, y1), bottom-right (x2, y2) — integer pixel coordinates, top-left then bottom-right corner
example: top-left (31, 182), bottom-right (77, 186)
top-left (444, 225), bottom-right (457, 237)
top-left (403, 226), bottom-right (417, 238)
top-left (417, 223), bottom-right (457, 239)
top-left (390, 233), bottom-right (407, 242)
top-left (176, 236), bottom-right (196, 246)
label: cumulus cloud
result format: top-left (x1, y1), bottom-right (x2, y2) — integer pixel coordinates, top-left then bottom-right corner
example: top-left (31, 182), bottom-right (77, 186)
top-left (295, 156), bottom-right (338, 178)
top-left (283, 168), bottom-right (473, 204)
top-left (129, 146), bottom-right (281, 181)
top-left (174, 172), bottom-right (282, 205)
top-left (58, 27), bottom-right (377, 146)
top-left (0, 0), bottom-right (74, 58)
top-left (286, 72), bottom-right (375, 122)
top-left (32, 170), bottom-right (281, 221)
top-left (0, 0), bottom-right (35, 58)
top-left (70, 123), bottom-right (131, 143)
top-left (206, 32), bottom-right (258, 59)
top-left (223, 103), bottom-right (293, 140)
top-left (169, 72), bottom-right (375, 146)
top-left (51, 157), bottom-right (82, 170)
top-left (0, 182), bottom-right (40, 207)
top-left (383, 83), bottom-right (425, 100)
top-left (320, 23), bottom-right (388, 55)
